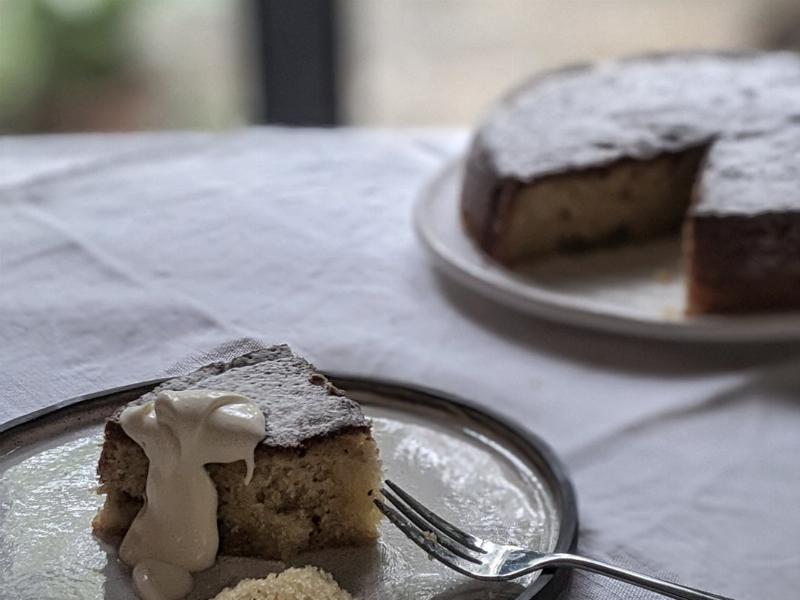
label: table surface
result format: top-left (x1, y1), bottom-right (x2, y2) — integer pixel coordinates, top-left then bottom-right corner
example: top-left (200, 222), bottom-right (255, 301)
top-left (1, 129), bottom-right (798, 599)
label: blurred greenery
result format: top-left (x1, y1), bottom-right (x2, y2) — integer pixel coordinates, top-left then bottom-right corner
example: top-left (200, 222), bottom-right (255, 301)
top-left (0, 0), bottom-right (134, 131)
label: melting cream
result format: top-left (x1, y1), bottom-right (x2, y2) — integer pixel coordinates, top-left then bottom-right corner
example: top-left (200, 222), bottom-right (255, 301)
top-left (132, 560), bottom-right (193, 600)
top-left (119, 389), bottom-right (265, 597)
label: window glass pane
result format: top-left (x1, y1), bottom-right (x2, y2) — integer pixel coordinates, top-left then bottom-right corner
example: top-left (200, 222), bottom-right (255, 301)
top-left (339, 0), bottom-right (795, 126)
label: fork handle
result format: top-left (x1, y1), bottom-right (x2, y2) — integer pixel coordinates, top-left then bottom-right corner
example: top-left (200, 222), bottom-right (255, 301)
top-left (539, 553), bottom-right (734, 600)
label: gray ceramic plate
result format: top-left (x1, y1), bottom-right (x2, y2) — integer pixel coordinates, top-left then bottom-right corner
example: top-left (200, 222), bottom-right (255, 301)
top-left (0, 375), bottom-right (577, 600)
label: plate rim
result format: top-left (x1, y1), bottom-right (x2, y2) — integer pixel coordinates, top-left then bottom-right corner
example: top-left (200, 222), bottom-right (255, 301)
top-left (0, 373), bottom-right (578, 600)
top-left (414, 158), bottom-right (800, 342)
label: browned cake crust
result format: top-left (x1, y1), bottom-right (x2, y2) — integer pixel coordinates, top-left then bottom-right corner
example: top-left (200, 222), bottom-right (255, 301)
top-left (685, 213), bottom-right (800, 313)
top-left (686, 128), bottom-right (800, 313)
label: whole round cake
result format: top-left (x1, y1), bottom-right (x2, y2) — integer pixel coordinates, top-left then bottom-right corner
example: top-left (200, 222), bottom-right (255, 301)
top-left (461, 51), bottom-right (800, 314)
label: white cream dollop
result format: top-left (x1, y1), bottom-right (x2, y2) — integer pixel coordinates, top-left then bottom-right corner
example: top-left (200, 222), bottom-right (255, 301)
top-left (119, 389), bottom-right (265, 596)
top-left (132, 559), bottom-right (193, 600)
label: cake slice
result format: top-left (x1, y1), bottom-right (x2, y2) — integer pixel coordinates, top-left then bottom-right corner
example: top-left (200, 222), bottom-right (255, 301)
top-left (93, 345), bottom-right (382, 560)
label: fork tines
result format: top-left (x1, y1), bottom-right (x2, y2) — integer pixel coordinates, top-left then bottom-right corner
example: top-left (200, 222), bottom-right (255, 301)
top-left (376, 480), bottom-right (738, 597)
top-left (374, 479), bottom-right (488, 576)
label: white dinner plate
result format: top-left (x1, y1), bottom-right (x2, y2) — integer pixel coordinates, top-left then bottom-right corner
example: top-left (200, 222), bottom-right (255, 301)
top-left (414, 160), bottom-right (800, 342)
top-left (0, 376), bottom-right (577, 600)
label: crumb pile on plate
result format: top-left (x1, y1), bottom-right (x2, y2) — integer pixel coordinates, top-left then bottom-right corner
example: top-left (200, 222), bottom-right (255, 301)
top-left (212, 567), bottom-right (352, 600)
top-left (462, 51), bottom-right (800, 314)
top-left (93, 345), bottom-right (382, 560)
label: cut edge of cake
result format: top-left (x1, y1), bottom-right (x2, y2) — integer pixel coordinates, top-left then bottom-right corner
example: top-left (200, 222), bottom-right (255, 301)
top-left (463, 143), bottom-right (708, 264)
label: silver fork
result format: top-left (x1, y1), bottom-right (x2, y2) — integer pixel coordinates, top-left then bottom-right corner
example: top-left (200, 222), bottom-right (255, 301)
top-left (376, 480), bottom-right (735, 600)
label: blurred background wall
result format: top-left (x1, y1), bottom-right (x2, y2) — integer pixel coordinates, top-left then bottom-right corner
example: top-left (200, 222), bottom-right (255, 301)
top-left (1, 0), bottom-right (798, 133)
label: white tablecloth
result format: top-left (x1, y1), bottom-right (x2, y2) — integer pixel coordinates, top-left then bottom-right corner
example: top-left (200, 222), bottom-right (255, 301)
top-left (1, 129), bottom-right (798, 599)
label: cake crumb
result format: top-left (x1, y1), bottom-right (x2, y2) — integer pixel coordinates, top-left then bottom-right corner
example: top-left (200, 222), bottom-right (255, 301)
top-left (654, 269), bottom-right (676, 284)
top-left (325, 382), bottom-right (346, 396)
top-left (422, 530), bottom-right (439, 560)
top-left (308, 373), bottom-right (327, 385)
top-left (661, 306), bottom-right (681, 320)
top-left (211, 567), bottom-right (351, 600)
